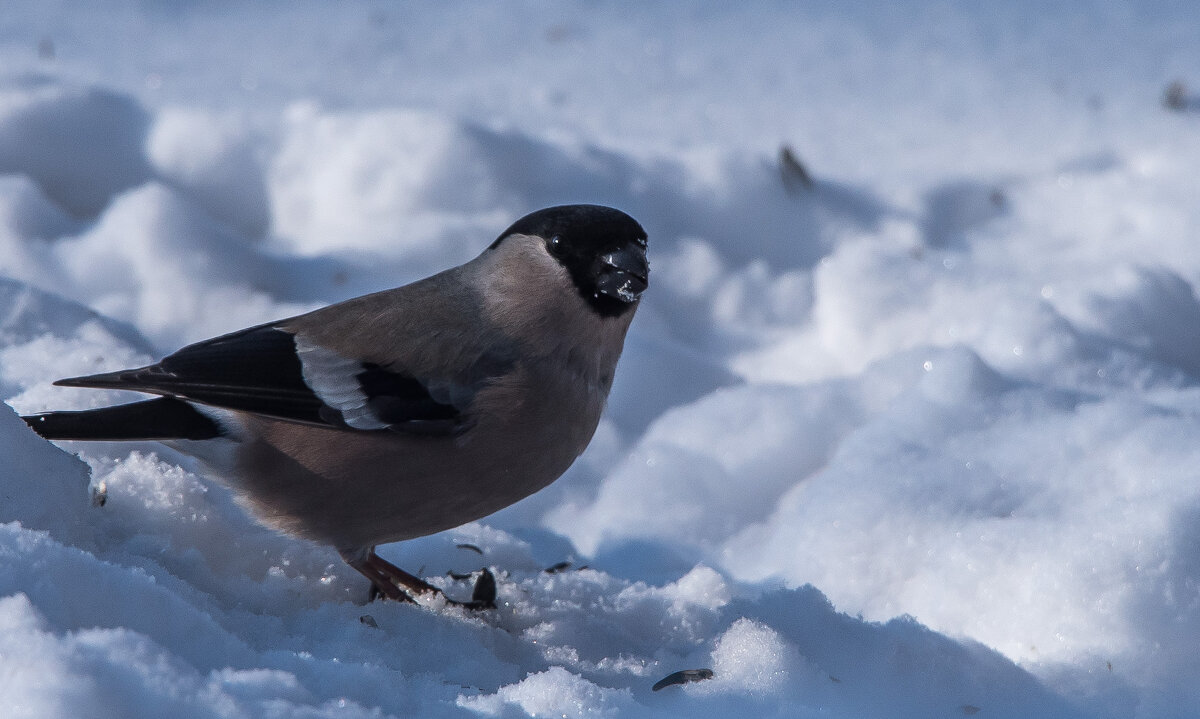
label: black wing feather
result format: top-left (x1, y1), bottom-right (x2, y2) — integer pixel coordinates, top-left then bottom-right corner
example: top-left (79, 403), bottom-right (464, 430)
top-left (55, 325), bottom-right (328, 425)
top-left (357, 362), bottom-right (460, 426)
top-left (54, 325), bottom-right (467, 433)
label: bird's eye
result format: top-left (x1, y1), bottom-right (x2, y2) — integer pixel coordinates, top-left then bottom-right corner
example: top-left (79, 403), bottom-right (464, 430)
top-left (548, 235), bottom-right (563, 252)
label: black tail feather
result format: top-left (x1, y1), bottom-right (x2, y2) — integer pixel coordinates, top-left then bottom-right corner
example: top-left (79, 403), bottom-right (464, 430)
top-left (22, 397), bottom-right (223, 441)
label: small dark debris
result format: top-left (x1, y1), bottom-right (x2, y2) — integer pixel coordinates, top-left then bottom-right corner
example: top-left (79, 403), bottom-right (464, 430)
top-left (829, 675), bottom-right (842, 683)
top-left (456, 543), bottom-right (484, 555)
top-left (359, 614), bottom-right (379, 628)
top-left (1165, 80), bottom-right (1188, 111)
top-left (544, 561), bottom-right (572, 574)
top-left (961, 705), bottom-right (981, 715)
top-left (90, 481), bottom-right (107, 508)
top-left (779, 145), bottom-right (815, 195)
top-left (652, 668), bottom-right (714, 691)
top-left (471, 567), bottom-right (497, 607)
top-left (447, 571), bottom-right (474, 580)
top-left (38, 37), bottom-right (55, 60)
top-left (1106, 661), bottom-right (1113, 672)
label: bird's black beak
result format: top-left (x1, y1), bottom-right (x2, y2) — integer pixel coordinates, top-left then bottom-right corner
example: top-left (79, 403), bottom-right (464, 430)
top-left (595, 244), bottom-right (649, 303)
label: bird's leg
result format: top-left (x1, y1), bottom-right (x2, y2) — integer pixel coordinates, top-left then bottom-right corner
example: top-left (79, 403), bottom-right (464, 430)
top-left (341, 547), bottom-right (496, 609)
top-left (343, 547), bottom-right (442, 603)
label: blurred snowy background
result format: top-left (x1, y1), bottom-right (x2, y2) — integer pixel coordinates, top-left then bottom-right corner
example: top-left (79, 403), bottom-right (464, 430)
top-left (2, 2), bottom-right (1200, 717)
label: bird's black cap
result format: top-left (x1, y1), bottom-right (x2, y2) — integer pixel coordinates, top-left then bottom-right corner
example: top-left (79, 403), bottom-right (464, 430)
top-left (492, 204), bottom-right (648, 318)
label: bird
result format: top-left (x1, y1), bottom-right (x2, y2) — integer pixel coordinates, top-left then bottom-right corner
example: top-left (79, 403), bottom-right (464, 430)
top-left (21, 204), bottom-right (648, 606)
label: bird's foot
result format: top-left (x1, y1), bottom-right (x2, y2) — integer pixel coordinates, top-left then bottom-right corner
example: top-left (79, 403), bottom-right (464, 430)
top-left (350, 550), bottom-right (494, 610)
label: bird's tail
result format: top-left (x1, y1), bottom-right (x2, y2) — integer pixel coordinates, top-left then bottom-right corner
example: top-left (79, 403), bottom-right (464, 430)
top-left (22, 397), bottom-right (223, 441)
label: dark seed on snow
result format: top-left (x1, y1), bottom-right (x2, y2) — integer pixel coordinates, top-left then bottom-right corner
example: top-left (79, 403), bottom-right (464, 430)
top-left (779, 145), bottom-right (814, 194)
top-left (652, 668), bottom-right (714, 691)
top-left (90, 481), bottom-right (108, 507)
top-left (472, 568), bottom-right (497, 606)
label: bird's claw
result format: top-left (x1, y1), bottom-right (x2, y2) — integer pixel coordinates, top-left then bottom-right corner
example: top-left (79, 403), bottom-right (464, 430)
top-left (356, 551), bottom-right (495, 610)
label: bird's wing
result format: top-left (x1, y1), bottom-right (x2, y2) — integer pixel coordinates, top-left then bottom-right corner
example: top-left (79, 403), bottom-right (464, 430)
top-left (55, 322), bottom-right (509, 436)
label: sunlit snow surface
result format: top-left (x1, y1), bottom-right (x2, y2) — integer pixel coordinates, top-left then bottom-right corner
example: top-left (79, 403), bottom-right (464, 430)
top-left (2, 2), bottom-right (1200, 717)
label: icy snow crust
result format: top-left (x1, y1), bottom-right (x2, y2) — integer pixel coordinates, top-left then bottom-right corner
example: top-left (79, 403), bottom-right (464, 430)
top-left (2, 2), bottom-right (1199, 717)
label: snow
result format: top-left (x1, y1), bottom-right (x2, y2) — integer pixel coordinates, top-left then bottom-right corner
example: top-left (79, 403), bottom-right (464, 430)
top-left (2, 1), bottom-right (1199, 716)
